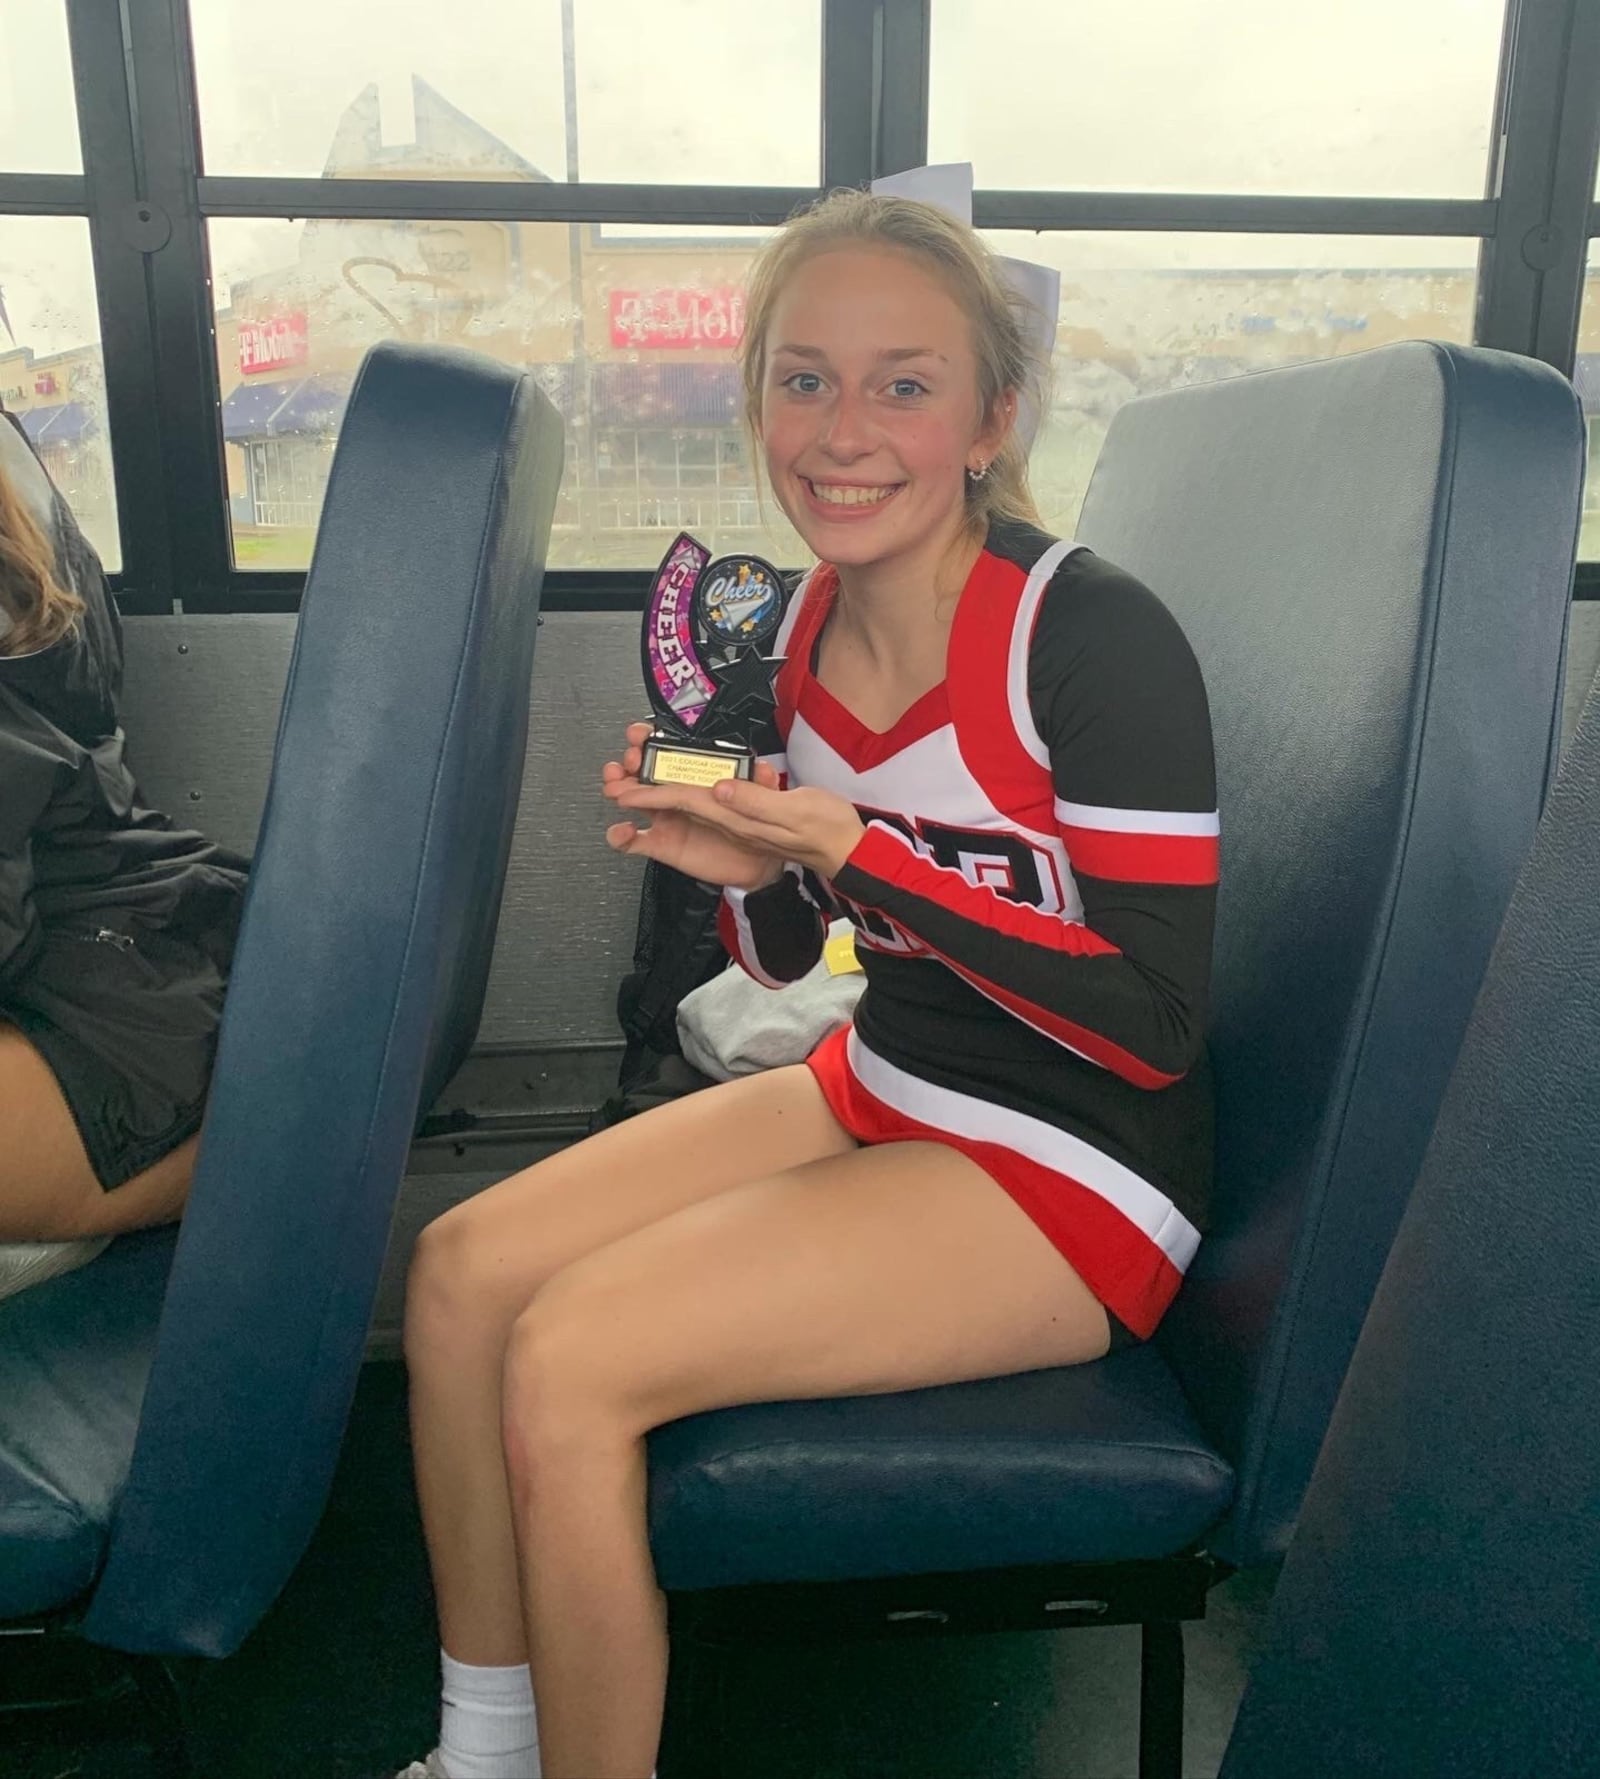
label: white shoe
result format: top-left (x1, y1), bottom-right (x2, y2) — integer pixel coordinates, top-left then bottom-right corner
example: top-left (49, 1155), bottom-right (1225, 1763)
top-left (0, 1237), bottom-right (111, 1306)
top-left (393, 1755), bottom-right (450, 1779)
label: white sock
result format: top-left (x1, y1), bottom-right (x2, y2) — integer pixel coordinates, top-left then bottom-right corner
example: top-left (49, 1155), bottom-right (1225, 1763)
top-left (437, 1651), bottom-right (540, 1779)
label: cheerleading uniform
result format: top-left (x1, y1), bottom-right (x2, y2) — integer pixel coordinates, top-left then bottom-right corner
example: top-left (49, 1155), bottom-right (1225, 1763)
top-left (716, 520), bottom-right (1218, 1338)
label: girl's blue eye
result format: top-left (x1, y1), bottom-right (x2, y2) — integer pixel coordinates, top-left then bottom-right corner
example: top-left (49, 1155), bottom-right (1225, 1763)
top-left (783, 371), bottom-right (824, 395)
top-left (889, 377), bottom-right (927, 399)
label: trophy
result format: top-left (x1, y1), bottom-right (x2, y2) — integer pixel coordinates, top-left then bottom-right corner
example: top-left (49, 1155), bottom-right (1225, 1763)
top-left (638, 532), bottom-right (788, 787)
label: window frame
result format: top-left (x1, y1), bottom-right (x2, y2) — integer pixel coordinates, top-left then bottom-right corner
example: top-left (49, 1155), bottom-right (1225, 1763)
top-left (0, 0), bottom-right (1596, 610)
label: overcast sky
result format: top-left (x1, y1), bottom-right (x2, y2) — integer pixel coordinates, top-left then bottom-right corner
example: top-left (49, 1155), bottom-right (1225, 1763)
top-left (0, 0), bottom-right (1516, 356)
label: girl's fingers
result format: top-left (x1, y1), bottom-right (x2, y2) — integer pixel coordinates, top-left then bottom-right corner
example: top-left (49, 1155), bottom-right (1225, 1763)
top-left (610, 752), bottom-right (777, 802)
top-left (607, 819), bottom-right (677, 863)
top-left (613, 786), bottom-right (760, 841)
top-left (609, 721), bottom-right (659, 781)
top-left (609, 778), bottom-right (793, 849)
top-left (613, 722), bottom-right (650, 779)
top-left (711, 775), bottom-right (788, 816)
top-left (611, 780), bottom-right (699, 813)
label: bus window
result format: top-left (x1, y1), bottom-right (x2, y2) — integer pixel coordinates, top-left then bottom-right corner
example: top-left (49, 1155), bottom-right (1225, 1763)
top-left (0, 0), bottom-right (79, 175)
top-left (188, 0), bottom-right (821, 187)
top-left (0, 217), bottom-right (120, 569)
top-left (929, 0), bottom-right (1503, 198)
top-left (983, 230), bottom-right (1477, 538)
top-left (209, 210), bottom-right (805, 573)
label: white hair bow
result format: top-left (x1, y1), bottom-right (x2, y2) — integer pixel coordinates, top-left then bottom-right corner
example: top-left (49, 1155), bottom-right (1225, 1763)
top-left (869, 163), bottom-right (1059, 452)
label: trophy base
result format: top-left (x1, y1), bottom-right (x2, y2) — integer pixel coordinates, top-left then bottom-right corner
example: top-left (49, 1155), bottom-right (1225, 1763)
top-left (639, 734), bottom-right (755, 788)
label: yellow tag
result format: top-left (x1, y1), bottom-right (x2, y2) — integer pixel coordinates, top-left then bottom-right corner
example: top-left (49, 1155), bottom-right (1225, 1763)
top-left (648, 749), bottom-right (742, 788)
top-left (824, 930), bottom-right (863, 975)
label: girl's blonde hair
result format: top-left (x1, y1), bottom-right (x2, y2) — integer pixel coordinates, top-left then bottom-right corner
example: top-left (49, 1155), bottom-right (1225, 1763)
top-left (738, 186), bottom-right (1051, 534)
top-left (0, 447), bottom-right (80, 656)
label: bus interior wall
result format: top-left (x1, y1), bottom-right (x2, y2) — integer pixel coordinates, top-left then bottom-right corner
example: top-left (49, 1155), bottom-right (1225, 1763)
top-left (114, 595), bottom-right (1600, 1355)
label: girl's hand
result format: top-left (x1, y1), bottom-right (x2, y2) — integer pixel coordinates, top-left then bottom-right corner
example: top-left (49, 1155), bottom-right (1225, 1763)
top-left (602, 722), bottom-right (787, 890)
top-left (607, 732), bottom-right (866, 879)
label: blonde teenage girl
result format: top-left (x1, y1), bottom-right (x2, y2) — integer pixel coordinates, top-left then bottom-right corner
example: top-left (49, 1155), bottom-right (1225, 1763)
top-left (396, 188), bottom-right (1217, 1779)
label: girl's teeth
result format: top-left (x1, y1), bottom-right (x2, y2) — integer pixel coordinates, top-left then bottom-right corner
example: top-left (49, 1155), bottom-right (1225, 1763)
top-left (812, 483), bottom-right (893, 506)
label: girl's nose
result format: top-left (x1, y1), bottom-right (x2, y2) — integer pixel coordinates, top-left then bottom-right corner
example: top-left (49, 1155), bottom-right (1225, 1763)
top-left (820, 390), bottom-right (874, 459)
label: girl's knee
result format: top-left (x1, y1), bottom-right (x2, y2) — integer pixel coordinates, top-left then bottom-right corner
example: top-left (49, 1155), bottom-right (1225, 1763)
top-left (500, 1290), bottom-right (634, 1488)
top-left (404, 1204), bottom-right (502, 1356)
top-left (501, 1290), bottom-right (578, 1422)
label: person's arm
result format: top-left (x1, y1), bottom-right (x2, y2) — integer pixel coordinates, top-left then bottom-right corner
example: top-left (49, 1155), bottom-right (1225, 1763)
top-left (830, 560), bottom-right (1217, 1089)
top-left (717, 864), bottom-right (829, 987)
top-left (0, 694), bottom-right (66, 988)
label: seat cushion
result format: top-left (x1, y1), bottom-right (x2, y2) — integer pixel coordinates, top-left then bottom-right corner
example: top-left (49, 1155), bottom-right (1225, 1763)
top-left (0, 1229), bottom-right (175, 1619)
top-left (646, 1342), bottom-right (1233, 1592)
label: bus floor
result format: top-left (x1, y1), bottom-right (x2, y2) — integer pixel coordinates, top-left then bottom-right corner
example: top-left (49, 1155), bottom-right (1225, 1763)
top-left (8, 1362), bottom-right (1276, 1779)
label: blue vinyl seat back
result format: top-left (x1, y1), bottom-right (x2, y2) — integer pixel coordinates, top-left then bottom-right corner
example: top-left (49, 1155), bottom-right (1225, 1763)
top-left (1074, 342), bottom-right (1581, 1565)
top-left (0, 1231), bottom-right (175, 1621)
top-left (78, 341), bottom-right (563, 1656)
top-left (1219, 671), bottom-right (1600, 1779)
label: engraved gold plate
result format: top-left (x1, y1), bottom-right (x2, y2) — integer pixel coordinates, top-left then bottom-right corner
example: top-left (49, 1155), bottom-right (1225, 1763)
top-left (640, 739), bottom-right (755, 788)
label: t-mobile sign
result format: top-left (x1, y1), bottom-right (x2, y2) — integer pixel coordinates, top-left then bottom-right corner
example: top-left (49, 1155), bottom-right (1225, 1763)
top-left (609, 287), bottom-right (746, 350)
top-left (239, 312), bottom-right (309, 376)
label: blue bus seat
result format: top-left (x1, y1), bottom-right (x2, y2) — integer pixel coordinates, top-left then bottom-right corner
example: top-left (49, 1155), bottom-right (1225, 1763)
top-left (0, 340), bottom-right (562, 1659)
top-left (0, 1231), bottom-right (176, 1622)
top-left (1219, 663), bottom-right (1600, 1779)
top-left (649, 343), bottom-right (1583, 1776)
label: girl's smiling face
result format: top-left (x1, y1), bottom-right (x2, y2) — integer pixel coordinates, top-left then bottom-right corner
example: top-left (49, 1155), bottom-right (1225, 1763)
top-left (757, 245), bottom-right (1009, 581)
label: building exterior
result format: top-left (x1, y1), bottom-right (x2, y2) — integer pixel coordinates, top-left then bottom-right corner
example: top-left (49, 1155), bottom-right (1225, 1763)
top-left (0, 343), bottom-right (113, 553)
top-left (210, 78), bottom-right (777, 567)
top-left (5, 75), bottom-right (1600, 571)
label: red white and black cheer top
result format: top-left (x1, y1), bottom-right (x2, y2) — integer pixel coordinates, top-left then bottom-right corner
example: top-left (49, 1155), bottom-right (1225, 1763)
top-left (717, 520), bottom-right (1219, 1336)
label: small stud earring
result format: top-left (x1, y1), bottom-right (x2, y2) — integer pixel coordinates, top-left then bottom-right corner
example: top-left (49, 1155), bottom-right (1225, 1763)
top-left (966, 460), bottom-right (988, 483)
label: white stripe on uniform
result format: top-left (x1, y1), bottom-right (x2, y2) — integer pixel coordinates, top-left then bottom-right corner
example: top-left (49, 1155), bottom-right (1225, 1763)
top-left (1006, 538), bottom-right (1083, 771)
top-left (1055, 799), bottom-right (1221, 837)
top-left (846, 1029), bottom-right (1201, 1271)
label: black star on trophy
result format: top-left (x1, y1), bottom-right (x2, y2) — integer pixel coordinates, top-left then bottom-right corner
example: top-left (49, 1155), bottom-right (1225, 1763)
top-left (637, 532), bottom-right (789, 787)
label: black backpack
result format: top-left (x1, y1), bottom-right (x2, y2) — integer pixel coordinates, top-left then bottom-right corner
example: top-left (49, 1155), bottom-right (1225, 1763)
top-left (591, 860), bottom-right (726, 1129)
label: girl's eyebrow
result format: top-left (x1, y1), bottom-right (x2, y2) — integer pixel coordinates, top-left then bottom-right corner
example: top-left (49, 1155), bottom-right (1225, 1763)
top-left (769, 344), bottom-right (948, 364)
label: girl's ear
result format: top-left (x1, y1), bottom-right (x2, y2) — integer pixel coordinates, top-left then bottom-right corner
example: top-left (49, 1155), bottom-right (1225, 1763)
top-left (978, 388), bottom-right (1019, 461)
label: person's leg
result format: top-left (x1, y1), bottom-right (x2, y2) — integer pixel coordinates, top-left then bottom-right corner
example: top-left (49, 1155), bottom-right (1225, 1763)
top-left (500, 1139), bottom-right (1112, 1779)
top-left (0, 1021), bottom-right (197, 1241)
top-left (403, 1064), bottom-right (858, 1673)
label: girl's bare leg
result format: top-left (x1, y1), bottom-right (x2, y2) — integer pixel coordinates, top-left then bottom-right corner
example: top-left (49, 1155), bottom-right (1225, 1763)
top-left (0, 1020), bottom-right (197, 1241)
top-left (500, 1137), bottom-right (1113, 1777)
top-left (403, 1065), bottom-right (857, 1665)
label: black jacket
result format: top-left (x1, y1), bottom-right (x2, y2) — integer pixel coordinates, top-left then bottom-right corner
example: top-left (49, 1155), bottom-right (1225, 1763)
top-left (0, 413), bottom-right (247, 1079)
